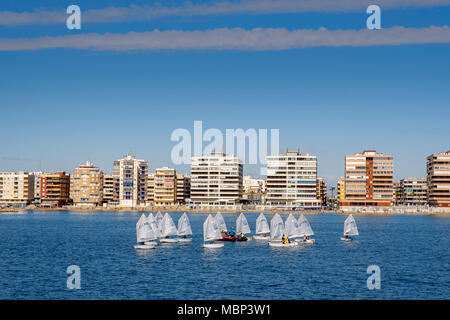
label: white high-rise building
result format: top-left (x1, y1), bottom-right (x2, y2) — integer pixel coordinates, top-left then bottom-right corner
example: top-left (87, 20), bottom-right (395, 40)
top-left (266, 149), bottom-right (320, 208)
top-left (113, 154), bottom-right (148, 207)
top-left (190, 152), bottom-right (243, 206)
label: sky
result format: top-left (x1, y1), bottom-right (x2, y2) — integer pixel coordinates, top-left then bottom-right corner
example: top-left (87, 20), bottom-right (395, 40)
top-left (0, 0), bottom-right (449, 189)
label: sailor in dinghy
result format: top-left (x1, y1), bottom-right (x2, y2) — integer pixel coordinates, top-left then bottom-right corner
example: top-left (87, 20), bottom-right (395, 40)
top-left (177, 212), bottom-right (193, 242)
top-left (268, 214), bottom-right (297, 247)
top-left (203, 214), bottom-right (224, 248)
top-left (235, 213), bottom-right (251, 241)
top-left (295, 214), bottom-right (316, 244)
top-left (160, 213), bottom-right (179, 243)
top-left (253, 213), bottom-right (270, 240)
top-left (134, 213), bottom-right (157, 250)
top-left (341, 214), bottom-right (359, 241)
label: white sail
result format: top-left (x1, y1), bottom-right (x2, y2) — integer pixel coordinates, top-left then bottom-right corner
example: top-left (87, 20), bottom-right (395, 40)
top-left (344, 214), bottom-right (359, 236)
top-left (147, 213), bottom-right (161, 238)
top-left (236, 213), bottom-right (251, 234)
top-left (255, 213), bottom-right (270, 234)
top-left (214, 212), bottom-right (227, 232)
top-left (143, 215), bottom-right (157, 241)
top-left (298, 214), bottom-right (314, 237)
top-left (285, 214), bottom-right (301, 238)
top-left (155, 212), bottom-right (163, 233)
top-left (177, 212), bottom-right (193, 236)
top-left (270, 213), bottom-right (285, 241)
top-left (161, 213), bottom-right (178, 237)
top-left (136, 213), bottom-right (155, 242)
top-left (203, 214), bottom-right (221, 242)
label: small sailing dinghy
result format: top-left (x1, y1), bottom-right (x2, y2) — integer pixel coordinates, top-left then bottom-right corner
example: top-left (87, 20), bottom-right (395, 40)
top-left (295, 214), bottom-right (315, 244)
top-left (254, 213), bottom-right (270, 240)
top-left (341, 214), bottom-right (359, 241)
top-left (134, 213), bottom-right (157, 249)
top-left (160, 213), bottom-right (179, 243)
top-left (285, 213), bottom-right (302, 240)
top-left (269, 214), bottom-right (297, 247)
top-left (144, 213), bottom-right (160, 245)
top-left (177, 212), bottom-right (193, 242)
top-left (203, 214), bottom-right (224, 248)
top-left (155, 212), bottom-right (163, 233)
top-left (235, 213), bottom-right (251, 241)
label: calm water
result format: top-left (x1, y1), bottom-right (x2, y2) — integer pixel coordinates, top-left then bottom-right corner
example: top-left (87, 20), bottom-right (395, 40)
top-left (0, 211), bottom-right (448, 300)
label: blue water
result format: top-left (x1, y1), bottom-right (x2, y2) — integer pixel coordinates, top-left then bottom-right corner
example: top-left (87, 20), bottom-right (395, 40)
top-left (0, 211), bottom-right (448, 300)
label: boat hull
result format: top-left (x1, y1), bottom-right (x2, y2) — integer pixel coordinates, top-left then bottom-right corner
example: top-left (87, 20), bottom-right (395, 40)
top-left (254, 235), bottom-right (270, 241)
top-left (177, 238), bottom-right (192, 243)
top-left (160, 238), bottom-right (179, 243)
top-left (340, 237), bottom-right (352, 241)
top-left (203, 242), bottom-right (224, 249)
top-left (269, 241), bottom-right (297, 247)
top-left (296, 239), bottom-right (315, 244)
top-left (144, 241), bottom-right (158, 246)
top-left (134, 244), bottom-right (156, 250)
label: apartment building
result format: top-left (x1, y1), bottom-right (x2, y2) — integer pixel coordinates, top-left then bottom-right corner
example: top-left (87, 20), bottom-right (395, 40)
top-left (0, 172), bottom-right (35, 207)
top-left (41, 172), bottom-right (70, 207)
top-left (398, 178), bottom-right (427, 206)
top-left (243, 176), bottom-right (266, 194)
top-left (32, 171), bottom-right (43, 202)
top-left (147, 173), bottom-right (154, 205)
top-left (153, 167), bottom-right (177, 206)
top-left (427, 151), bottom-right (450, 207)
top-left (176, 174), bottom-right (191, 204)
top-left (70, 161), bottom-right (103, 207)
top-left (113, 154), bottom-right (148, 207)
top-left (316, 177), bottom-right (327, 205)
top-left (266, 149), bottom-right (320, 208)
top-left (102, 174), bottom-right (119, 205)
top-left (341, 150), bottom-right (394, 207)
top-left (190, 152), bottom-right (243, 206)
top-left (337, 177), bottom-right (345, 201)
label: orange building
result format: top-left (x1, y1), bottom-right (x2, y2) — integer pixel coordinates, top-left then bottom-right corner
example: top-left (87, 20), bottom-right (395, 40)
top-left (427, 151), bottom-right (450, 207)
top-left (340, 150), bottom-right (394, 207)
top-left (41, 172), bottom-right (70, 207)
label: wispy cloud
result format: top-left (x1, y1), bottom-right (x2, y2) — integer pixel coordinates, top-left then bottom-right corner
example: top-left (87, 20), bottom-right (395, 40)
top-left (1, 0), bottom-right (450, 26)
top-left (0, 26), bottom-right (449, 51)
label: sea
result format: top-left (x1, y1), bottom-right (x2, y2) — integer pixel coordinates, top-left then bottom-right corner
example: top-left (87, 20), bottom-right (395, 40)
top-left (0, 211), bottom-right (448, 299)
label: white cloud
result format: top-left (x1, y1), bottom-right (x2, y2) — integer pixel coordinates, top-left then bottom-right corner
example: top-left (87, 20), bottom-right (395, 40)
top-left (0, 0), bottom-right (450, 26)
top-left (0, 26), bottom-right (449, 52)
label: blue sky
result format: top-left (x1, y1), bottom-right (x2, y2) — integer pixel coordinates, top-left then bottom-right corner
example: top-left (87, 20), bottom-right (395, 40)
top-left (0, 1), bottom-right (449, 188)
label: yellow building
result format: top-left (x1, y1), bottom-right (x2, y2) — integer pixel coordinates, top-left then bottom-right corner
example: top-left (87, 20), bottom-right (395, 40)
top-left (337, 177), bottom-right (345, 201)
top-left (70, 161), bottom-right (103, 207)
top-left (154, 167), bottom-right (177, 206)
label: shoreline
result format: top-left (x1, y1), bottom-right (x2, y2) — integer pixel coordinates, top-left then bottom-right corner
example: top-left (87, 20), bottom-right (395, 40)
top-left (2, 206), bottom-right (450, 216)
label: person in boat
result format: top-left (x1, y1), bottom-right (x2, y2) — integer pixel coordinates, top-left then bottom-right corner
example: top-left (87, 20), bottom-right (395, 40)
top-left (302, 235), bottom-right (308, 242)
top-left (285, 236), bottom-right (290, 244)
top-left (344, 232), bottom-right (351, 240)
top-left (281, 234), bottom-right (286, 244)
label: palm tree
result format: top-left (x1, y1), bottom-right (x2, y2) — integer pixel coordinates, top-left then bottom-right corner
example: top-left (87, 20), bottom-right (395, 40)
top-left (330, 187), bottom-right (336, 199)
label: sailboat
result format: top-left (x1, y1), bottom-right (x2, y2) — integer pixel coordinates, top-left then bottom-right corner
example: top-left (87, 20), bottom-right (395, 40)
top-left (235, 213), bottom-right (251, 241)
top-left (295, 214), bottom-right (315, 244)
top-left (144, 213), bottom-right (159, 246)
top-left (177, 212), bottom-right (193, 242)
top-left (341, 214), bottom-right (359, 241)
top-left (203, 214), bottom-right (224, 248)
top-left (160, 213), bottom-right (179, 243)
top-left (285, 214), bottom-right (302, 240)
top-left (134, 213), bottom-right (157, 249)
top-left (269, 214), bottom-right (297, 247)
top-left (254, 213), bottom-right (270, 240)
